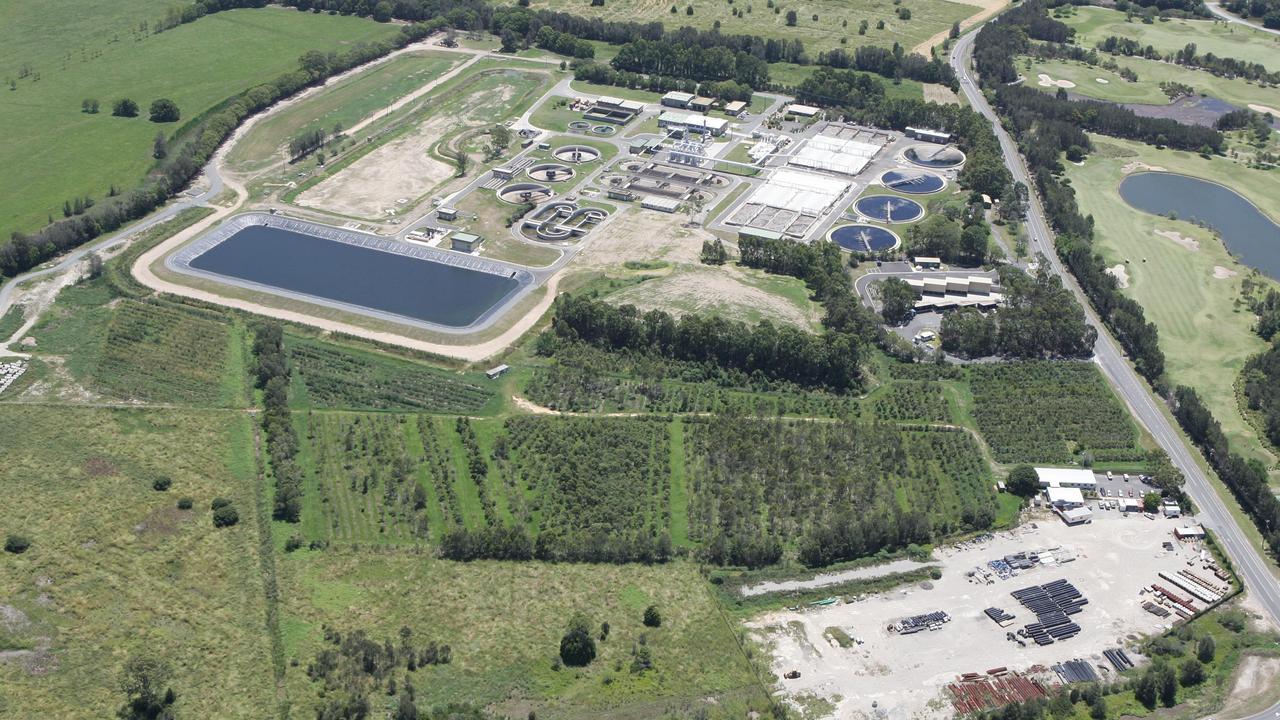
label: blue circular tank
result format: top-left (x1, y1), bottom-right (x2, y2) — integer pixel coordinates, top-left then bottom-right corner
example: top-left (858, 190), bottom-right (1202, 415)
top-left (829, 224), bottom-right (901, 252)
top-left (853, 195), bottom-right (924, 223)
top-left (881, 170), bottom-right (945, 194)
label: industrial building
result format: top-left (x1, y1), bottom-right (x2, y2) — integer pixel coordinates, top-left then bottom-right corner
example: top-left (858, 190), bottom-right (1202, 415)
top-left (641, 195), bottom-right (681, 213)
top-left (690, 96), bottom-right (714, 112)
top-left (450, 231), bottom-right (483, 253)
top-left (1174, 525), bottom-right (1206, 540)
top-left (1034, 467), bottom-right (1097, 491)
top-left (907, 126), bottom-right (952, 144)
top-left (661, 91), bottom-right (695, 108)
top-left (723, 100), bottom-right (747, 115)
top-left (584, 96), bottom-right (644, 124)
top-left (786, 103), bottom-right (820, 119)
top-left (789, 133), bottom-right (883, 176)
top-left (903, 275), bottom-right (1003, 311)
top-left (657, 111), bottom-right (729, 136)
top-left (1057, 506), bottom-right (1093, 526)
top-left (914, 256), bottom-right (942, 269)
top-left (629, 137), bottom-right (662, 155)
top-left (1046, 487), bottom-right (1085, 509)
top-left (436, 206), bottom-right (458, 221)
top-left (726, 169), bottom-right (849, 239)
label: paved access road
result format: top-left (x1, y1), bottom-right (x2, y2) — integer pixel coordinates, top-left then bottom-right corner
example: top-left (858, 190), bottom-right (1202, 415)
top-left (950, 29), bottom-right (1280, 719)
top-left (1205, 1), bottom-right (1280, 37)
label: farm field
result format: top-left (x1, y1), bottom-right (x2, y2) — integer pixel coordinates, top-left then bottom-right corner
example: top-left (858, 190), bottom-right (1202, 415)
top-left (524, 0), bottom-right (978, 55)
top-left (227, 50), bottom-right (462, 173)
top-left (277, 553), bottom-right (765, 718)
top-left (1062, 6), bottom-right (1280, 69)
top-left (1064, 136), bottom-right (1280, 483)
top-left (0, 3), bottom-right (398, 240)
top-left (968, 361), bottom-right (1142, 464)
top-left (1025, 54), bottom-right (1280, 112)
top-left (0, 405), bottom-right (275, 718)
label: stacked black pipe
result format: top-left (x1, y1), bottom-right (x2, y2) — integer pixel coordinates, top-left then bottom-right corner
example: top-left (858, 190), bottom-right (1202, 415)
top-left (1054, 659), bottom-right (1100, 683)
top-left (1011, 579), bottom-right (1087, 644)
top-left (1103, 648), bottom-right (1135, 671)
top-left (984, 607), bottom-right (1015, 624)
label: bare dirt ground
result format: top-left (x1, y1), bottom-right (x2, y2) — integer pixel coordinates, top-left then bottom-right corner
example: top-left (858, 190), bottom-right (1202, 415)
top-left (748, 511), bottom-right (1215, 720)
top-left (1106, 264), bottom-right (1130, 289)
top-left (913, 0), bottom-right (1010, 55)
top-left (741, 559), bottom-right (934, 598)
top-left (1248, 103), bottom-right (1280, 117)
top-left (1122, 161), bottom-right (1168, 175)
top-left (575, 208), bottom-right (704, 268)
top-left (1155, 229), bottom-right (1199, 252)
top-left (1220, 655), bottom-right (1280, 718)
top-left (923, 84), bottom-right (962, 106)
top-left (1213, 265), bottom-right (1239, 279)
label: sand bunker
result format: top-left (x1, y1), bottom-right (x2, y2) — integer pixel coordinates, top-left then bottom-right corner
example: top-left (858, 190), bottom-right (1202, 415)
top-left (1121, 161), bottom-right (1168, 174)
top-left (1248, 104), bottom-right (1280, 117)
top-left (1155, 229), bottom-right (1199, 251)
top-left (1037, 73), bottom-right (1076, 89)
top-left (1096, 78), bottom-right (1110, 84)
top-left (1106, 264), bottom-right (1130, 288)
top-left (1214, 265), bottom-right (1238, 279)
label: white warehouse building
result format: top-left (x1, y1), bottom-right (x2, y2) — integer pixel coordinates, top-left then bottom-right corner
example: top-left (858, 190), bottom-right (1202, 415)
top-left (1034, 467), bottom-right (1097, 491)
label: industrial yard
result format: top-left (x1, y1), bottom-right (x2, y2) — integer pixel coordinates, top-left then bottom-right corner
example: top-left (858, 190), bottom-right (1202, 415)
top-left (749, 512), bottom-right (1229, 719)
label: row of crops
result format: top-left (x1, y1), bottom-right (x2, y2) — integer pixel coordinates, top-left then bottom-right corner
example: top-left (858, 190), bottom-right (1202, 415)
top-left (94, 299), bottom-right (236, 406)
top-left (870, 381), bottom-right (951, 423)
top-left (287, 335), bottom-right (496, 414)
top-left (968, 361), bottom-right (1142, 464)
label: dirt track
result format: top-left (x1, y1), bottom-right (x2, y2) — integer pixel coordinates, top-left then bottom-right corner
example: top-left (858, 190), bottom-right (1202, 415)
top-left (912, 0), bottom-right (1010, 55)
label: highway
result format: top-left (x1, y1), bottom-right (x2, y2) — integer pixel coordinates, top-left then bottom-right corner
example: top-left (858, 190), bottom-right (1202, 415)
top-left (950, 28), bottom-right (1280, 717)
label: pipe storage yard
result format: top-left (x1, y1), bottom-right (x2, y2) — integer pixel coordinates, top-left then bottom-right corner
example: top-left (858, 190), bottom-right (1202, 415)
top-left (749, 512), bottom-right (1229, 719)
top-left (169, 213), bottom-right (534, 332)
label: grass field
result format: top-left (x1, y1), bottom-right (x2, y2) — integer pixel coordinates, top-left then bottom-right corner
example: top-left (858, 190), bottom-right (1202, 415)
top-left (526, 0), bottom-right (977, 55)
top-left (1064, 136), bottom-right (1280, 483)
top-left (1063, 6), bottom-right (1280, 69)
top-left (0, 4), bottom-right (397, 240)
top-left (1025, 55), bottom-right (1280, 112)
top-left (278, 553), bottom-right (764, 717)
top-left (227, 50), bottom-right (462, 173)
top-left (0, 406), bottom-right (275, 718)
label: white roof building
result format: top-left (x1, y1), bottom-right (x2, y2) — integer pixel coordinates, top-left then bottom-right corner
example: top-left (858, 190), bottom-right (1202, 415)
top-left (1175, 524), bottom-right (1206, 539)
top-left (1034, 467), bottom-right (1097, 490)
top-left (1046, 487), bottom-right (1085, 508)
top-left (787, 103), bottom-right (821, 117)
top-left (787, 134), bottom-right (881, 176)
top-left (1058, 506), bottom-right (1093, 525)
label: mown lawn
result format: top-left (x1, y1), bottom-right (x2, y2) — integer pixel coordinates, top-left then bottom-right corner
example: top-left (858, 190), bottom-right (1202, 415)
top-left (1063, 6), bottom-right (1280, 70)
top-left (0, 406), bottom-right (275, 719)
top-left (1024, 55), bottom-right (1280, 112)
top-left (0, 4), bottom-right (397, 240)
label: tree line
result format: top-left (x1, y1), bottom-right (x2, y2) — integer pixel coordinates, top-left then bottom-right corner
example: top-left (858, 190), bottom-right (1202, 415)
top-left (1220, 0), bottom-right (1280, 28)
top-left (252, 323), bottom-right (304, 523)
top-left (2, 19), bottom-right (446, 279)
top-left (1242, 340), bottom-right (1280, 449)
top-left (1097, 37), bottom-right (1280, 85)
top-left (815, 44), bottom-right (956, 87)
top-left (544, 293), bottom-right (865, 392)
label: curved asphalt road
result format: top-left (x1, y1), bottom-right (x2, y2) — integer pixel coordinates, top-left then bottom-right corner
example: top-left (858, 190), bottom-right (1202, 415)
top-left (1205, 1), bottom-right (1280, 36)
top-left (950, 29), bottom-right (1280, 719)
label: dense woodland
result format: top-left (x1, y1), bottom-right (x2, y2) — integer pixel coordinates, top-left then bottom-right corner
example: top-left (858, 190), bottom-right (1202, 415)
top-left (939, 266), bottom-right (1097, 359)
top-left (1220, 0), bottom-right (1280, 28)
top-left (1242, 341), bottom-right (1280, 449)
top-left (253, 323), bottom-right (304, 523)
top-left (1096, 36), bottom-right (1280, 85)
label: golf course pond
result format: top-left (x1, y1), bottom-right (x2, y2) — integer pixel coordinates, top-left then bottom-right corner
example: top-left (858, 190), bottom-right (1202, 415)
top-left (172, 215), bottom-right (531, 330)
top-left (1119, 172), bottom-right (1280, 280)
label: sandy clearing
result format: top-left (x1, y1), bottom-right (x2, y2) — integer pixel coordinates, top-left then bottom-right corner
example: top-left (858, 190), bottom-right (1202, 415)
top-left (1121, 161), bottom-right (1168, 174)
top-left (607, 266), bottom-right (818, 328)
top-left (741, 558), bottom-right (933, 597)
top-left (923, 83), bottom-right (962, 106)
top-left (1096, 78), bottom-right (1110, 84)
top-left (1214, 265), bottom-right (1239, 279)
top-left (749, 512), bottom-right (1217, 720)
top-left (1037, 73), bottom-right (1076, 89)
top-left (912, 0), bottom-right (1010, 55)
top-left (1248, 103), bottom-right (1280, 117)
top-left (1155, 228), bottom-right (1199, 251)
top-left (1105, 264), bottom-right (1130, 289)
top-left (576, 208), bottom-right (705, 268)
top-left (1221, 655), bottom-right (1280, 718)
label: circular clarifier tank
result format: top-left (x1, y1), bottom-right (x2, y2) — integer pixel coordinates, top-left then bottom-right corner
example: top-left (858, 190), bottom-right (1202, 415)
top-left (904, 144), bottom-right (966, 168)
top-left (829, 224), bottom-right (901, 253)
top-left (526, 163), bottom-right (577, 182)
top-left (553, 145), bottom-right (601, 163)
top-left (880, 169), bottom-right (945, 195)
top-left (497, 182), bottom-right (554, 205)
top-left (853, 195), bottom-right (925, 223)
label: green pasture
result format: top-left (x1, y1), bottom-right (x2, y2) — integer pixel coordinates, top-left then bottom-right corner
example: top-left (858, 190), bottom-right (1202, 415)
top-left (0, 4), bottom-right (397, 240)
top-left (227, 50), bottom-right (462, 173)
top-left (0, 406), bottom-right (275, 718)
top-left (1025, 55), bottom-right (1280, 112)
top-left (526, 0), bottom-right (976, 55)
top-left (1064, 6), bottom-right (1280, 69)
top-left (1065, 136), bottom-right (1280, 482)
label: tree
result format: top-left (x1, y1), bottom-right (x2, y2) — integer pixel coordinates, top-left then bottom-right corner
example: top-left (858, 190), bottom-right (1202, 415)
top-left (1196, 634), bottom-right (1215, 663)
top-left (112, 98), bottom-right (139, 117)
top-left (1179, 657), bottom-right (1205, 686)
top-left (1158, 664), bottom-right (1178, 706)
top-left (148, 98), bottom-right (180, 123)
top-left (950, 21), bottom-right (961, 39)
top-left (785, 9), bottom-right (798, 25)
top-left (643, 605), bottom-right (662, 627)
top-left (1143, 492), bottom-right (1161, 513)
top-left (118, 655), bottom-right (176, 720)
top-left (877, 277), bottom-right (916, 325)
top-left (394, 692), bottom-right (417, 720)
top-left (152, 476), bottom-right (171, 492)
top-left (1006, 465), bottom-right (1041, 499)
top-left (82, 98), bottom-right (100, 114)
top-left (559, 613), bottom-right (597, 666)
top-left (152, 132), bottom-right (167, 160)
top-left (960, 223), bottom-right (990, 263)
top-left (212, 503), bottom-right (240, 528)
top-left (1134, 670), bottom-right (1158, 709)
top-left (372, 0), bottom-right (394, 22)
top-left (599, 622), bottom-right (610, 640)
top-left (86, 251), bottom-right (104, 280)
top-left (500, 30), bottom-right (519, 53)
top-left (701, 238), bottom-right (728, 265)
top-left (4, 534), bottom-right (31, 554)
top-left (1089, 696), bottom-right (1106, 720)
top-left (298, 49), bottom-right (329, 77)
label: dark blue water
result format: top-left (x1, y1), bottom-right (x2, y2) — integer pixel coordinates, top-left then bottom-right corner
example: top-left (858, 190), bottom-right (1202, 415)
top-left (1119, 172), bottom-right (1280, 280)
top-left (882, 170), bottom-right (945, 194)
top-left (831, 224), bottom-right (899, 252)
top-left (190, 226), bottom-right (520, 327)
top-left (854, 195), bottom-right (924, 223)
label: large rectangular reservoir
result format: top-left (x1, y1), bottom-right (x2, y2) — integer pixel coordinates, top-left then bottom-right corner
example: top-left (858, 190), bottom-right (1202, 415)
top-left (170, 214), bottom-right (532, 330)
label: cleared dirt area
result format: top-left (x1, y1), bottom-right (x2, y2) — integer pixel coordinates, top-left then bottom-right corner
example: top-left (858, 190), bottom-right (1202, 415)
top-left (741, 559), bottom-right (933, 598)
top-left (748, 512), bottom-right (1214, 719)
top-left (576, 207), bottom-right (704, 268)
top-left (607, 266), bottom-right (819, 328)
top-left (923, 83), bottom-right (962, 105)
top-left (1220, 654), bottom-right (1280, 717)
top-left (913, 0), bottom-right (1010, 55)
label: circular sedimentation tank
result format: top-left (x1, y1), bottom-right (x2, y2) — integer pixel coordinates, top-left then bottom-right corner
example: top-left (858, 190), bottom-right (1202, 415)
top-left (497, 182), bottom-right (554, 205)
top-left (853, 195), bottom-right (925, 223)
top-left (590, 124), bottom-right (616, 135)
top-left (526, 163), bottom-right (577, 182)
top-left (568, 120), bottom-right (591, 131)
top-left (904, 144), bottom-right (966, 168)
top-left (829, 224), bottom-right (901, 253)
top-left (880, 169), bottom-right (946, 195)
top-left (553, 145), bottom-right (601, 163)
